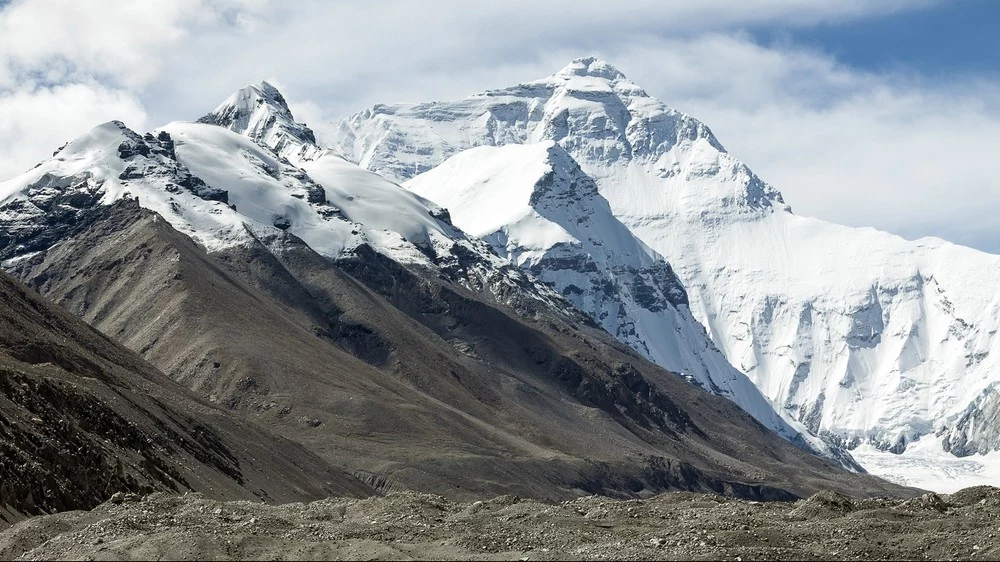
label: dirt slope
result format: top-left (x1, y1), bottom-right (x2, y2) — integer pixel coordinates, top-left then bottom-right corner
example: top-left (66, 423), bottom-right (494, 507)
top-left (0, 266), bottom-right (373, 527)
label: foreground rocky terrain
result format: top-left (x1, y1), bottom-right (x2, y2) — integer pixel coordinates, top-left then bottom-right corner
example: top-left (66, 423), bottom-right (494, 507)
top-left (2, 486), bottom-right (998, 561)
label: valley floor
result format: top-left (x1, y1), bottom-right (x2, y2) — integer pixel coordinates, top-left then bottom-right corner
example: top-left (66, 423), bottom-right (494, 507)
top-left (3, 487), bottom-right (998, 561)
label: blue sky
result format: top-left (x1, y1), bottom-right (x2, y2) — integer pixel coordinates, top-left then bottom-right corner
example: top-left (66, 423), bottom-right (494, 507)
top-left (765, 0), bottom-right (1000, 80)
top-left (1, 0), bottom-right (999, 252)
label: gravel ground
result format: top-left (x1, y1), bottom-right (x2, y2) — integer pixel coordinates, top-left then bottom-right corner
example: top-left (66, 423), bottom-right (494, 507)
top-left (2, 487), bottom-right (999, 560)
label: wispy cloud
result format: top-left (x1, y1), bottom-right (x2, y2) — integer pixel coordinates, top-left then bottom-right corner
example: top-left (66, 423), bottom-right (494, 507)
top-left (0, 82), bottom-right (147, 177)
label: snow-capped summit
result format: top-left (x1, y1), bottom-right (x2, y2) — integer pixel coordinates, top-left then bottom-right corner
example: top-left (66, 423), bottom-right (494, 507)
top-left (334, 58), bottom-right (784, 221)
top-left (333, 58), bottom-right (1000, 488)
top-left (0, 87), bottom-right (476, 269)
top-left (552, 56), bottom-right (628, 81)
top-left (0, 83), bottom-right (572, 347)
top-left (199, 81), bottom-right (321, 162)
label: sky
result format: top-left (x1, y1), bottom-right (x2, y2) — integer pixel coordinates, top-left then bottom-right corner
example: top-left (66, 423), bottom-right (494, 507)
top-left (1, 0), bottom-right (999, 252)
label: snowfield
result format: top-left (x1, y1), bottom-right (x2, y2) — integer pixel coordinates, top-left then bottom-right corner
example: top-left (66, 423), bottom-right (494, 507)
top-left (851, 435), bottom-right (1000, 493)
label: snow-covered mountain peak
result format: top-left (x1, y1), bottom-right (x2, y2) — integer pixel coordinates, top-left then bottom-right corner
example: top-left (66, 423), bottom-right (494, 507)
top-left (2, 103), bottom-right (572, 330)
top-left (402, 141), bottom-right (597, 256)
top-left (333, 58), bottom-right (785, 221)
top-left (337, 60), bottom-right (1000, 485)
top-left (1, 116), bottom-right (455, 266)
top-left (538, 57), bottom-right (651, 100)
top-left (551, 56), bottom-right (628, 82)
top-left (198, 81), bottom-right (321, 162)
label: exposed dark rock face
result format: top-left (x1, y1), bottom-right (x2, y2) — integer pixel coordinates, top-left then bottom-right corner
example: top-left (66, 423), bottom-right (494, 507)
top-left (943, 384), bottom-right (1000, 456)
top-left (0, 172), bottom-right (105, 260)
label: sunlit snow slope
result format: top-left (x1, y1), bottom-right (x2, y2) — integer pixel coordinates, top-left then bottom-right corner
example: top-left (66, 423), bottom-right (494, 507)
top-left (0, 120), bottom-right (448, 267)
top-left (333, 57), bottom-right (1000, 479)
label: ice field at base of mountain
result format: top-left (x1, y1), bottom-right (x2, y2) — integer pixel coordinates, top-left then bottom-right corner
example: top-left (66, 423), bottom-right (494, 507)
top-left (852, 435), bottom-right (1000, 493)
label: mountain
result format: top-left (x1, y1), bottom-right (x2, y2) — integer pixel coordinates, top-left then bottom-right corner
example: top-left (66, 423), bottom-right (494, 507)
top-left (0, 267), bottom-right (373, 527)
top-left (332, 57), bottom-right (1000, 477)
top-left (402, 139), bottom-right (823, 452)
top-left (0, 82), bottom-right (908, 501)
top-left (198, 80), bottom-right (323, 163)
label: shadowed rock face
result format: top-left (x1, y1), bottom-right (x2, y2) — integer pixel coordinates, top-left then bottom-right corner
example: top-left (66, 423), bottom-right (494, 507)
top-left (944, 384), bottom-right (1000, 456)
top-left (0, 266), bottom-right (374, 527)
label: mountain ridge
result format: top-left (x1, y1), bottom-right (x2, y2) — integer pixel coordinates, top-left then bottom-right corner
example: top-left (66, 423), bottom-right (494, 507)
top-left (0, 79), bottom-right (914, 501)
top-left (0, 259), bottom-right (375, 527)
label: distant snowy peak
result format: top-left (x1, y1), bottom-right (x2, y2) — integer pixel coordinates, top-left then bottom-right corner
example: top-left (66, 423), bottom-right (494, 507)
top-left (198, 81), bottom-right (322, 163)
top-left (333, 57), bottom-right (785, 218)
top-left (550, 56), bottom-right (629, 82)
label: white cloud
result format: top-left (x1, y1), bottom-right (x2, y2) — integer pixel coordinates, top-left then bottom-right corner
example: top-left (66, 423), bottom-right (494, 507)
top-left (0, 0), bottom-right (200, 88)
top-left (0, 83), bottom-right (147, 179)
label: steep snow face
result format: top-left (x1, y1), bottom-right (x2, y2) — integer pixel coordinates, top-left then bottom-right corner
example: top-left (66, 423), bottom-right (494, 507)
top-left (199, 81), bottom-right (323, 163)
top-left (638, 204), bottom-right (1000, 454)
top-left (164, 121), bottom-right (462, 264)
top-left (334, 57), bottom-right (1000, 462)
top-left (404, 140), bottom-right (819, 447)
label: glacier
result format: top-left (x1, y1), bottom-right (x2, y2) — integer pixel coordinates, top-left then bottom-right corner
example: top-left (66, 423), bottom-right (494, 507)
top-left (332, 56), bottom-right (1000, 486)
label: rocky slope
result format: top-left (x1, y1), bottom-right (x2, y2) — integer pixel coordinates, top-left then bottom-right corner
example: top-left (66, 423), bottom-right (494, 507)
top-left (0, 268), bottom-right (373, 527)
top-left (333, 57), bottom-right (1000, 469)
top-left (0, 84), bottom-right (906, 501)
